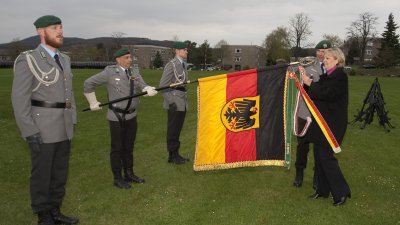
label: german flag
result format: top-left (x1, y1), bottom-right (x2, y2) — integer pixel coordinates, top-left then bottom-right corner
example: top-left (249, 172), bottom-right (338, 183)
top-left (194, 65), bottom-right (292, 171)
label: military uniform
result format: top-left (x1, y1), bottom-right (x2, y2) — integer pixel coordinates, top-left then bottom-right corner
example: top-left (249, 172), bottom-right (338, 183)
top-left (84, 65), bottom-right (148, 186)
top-left (293, 58), bottom-right (325, 188)
top-left (159, 56), bottom-right (189, 164)
top-left (12, 44), bottom-right (77, 214)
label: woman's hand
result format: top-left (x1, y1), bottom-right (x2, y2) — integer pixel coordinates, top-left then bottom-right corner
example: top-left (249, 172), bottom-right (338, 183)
top-left (299, 66), bottom-right (312, 86)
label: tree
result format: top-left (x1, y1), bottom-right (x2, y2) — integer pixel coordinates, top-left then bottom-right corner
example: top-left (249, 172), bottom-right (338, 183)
top-left (213, 39), bottom-right (229, 68)
top-left (153, 51), bottom-right (163, 68)
top-left (345, 38), bottom-right (360, 65)
top-left (289, 13), bottom-right (312, 58)
top-left (197, 40), bottom-right (212, 70)
top-left (263, 26), bottom-right (291, 64)
top-left (375, 13), bottom-right (400, 67)
top-left (111, 31), bottom-right (126, 48)
top-left (346, 12), bottom-right (378, 63)
top-left (184, 40), bottom-right (197, 64)
top-left (322, 34), bottom-right (343, 47)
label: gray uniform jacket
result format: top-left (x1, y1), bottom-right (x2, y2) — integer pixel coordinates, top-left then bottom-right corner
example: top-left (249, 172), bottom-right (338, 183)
top-left (159, 57), bottom-right (189, 111)
top-left (84, 66), bottom-right (148, 121)
top-left (11, 45), bottom-right (77, 143)
top-left (297, 60), bottom-right (324, 120)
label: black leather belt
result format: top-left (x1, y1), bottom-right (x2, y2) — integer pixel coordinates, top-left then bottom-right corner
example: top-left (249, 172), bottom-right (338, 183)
top-left (109, 105), bottom-right (136, 114)
top-left (174, 87), bottom-right (187, 92)
top-left (31, 100), bottom-right (71, 109)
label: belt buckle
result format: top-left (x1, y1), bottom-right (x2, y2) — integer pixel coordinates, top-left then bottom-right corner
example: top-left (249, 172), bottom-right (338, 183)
top-left (65, 100), bottom-right (72, 109)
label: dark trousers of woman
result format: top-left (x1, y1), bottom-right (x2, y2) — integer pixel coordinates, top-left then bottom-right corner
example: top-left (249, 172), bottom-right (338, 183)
top-left (313, 143), bottom-right (351, 201)
top-left (167, 110), bottom-right (186, 158)
top-left (109, 117), bottom-right (137, 178)
top-left (29, 140), bottom-right (70, 213)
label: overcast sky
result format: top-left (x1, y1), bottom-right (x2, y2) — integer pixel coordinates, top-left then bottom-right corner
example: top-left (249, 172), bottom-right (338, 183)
top-left (1, 0), bottom-right (399, 47)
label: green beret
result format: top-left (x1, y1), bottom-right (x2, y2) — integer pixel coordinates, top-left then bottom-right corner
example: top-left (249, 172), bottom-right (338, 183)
top-left (34, 15), bottom-right (62, 28)
top-left (113, 48), bottom-right (130, 59)
top-left (173, 41), bottom-right (188, 49)
top-left (315, 40), bottom-right (332, 49)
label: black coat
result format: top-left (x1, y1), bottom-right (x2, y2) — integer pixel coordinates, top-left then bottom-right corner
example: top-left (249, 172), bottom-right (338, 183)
top-left (308, 67), bottom-right (348, 147)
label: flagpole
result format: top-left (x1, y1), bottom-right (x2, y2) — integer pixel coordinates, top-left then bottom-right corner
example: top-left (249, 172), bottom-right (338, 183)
top-left (82, 80), bottom-right (198, 112)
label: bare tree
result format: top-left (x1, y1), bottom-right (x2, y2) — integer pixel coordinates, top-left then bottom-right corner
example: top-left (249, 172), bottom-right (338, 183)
top-left (322, 34), bottom-right (343, 47)
top-left (346, 12), bottom-right (378, 63)
top-left (171, 35), bottom-right (180, 42)
top-left (111, 31), bottom-right (127, 48)
top-left (214, 39), bottom-right (229, 68)
top-left (289, 13), bottom-right (312, 58)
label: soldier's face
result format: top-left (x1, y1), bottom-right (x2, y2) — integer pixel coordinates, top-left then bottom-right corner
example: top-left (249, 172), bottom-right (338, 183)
top-left (316, 49), bottom-right (325, 62)
top-left (176, 48), bottom-right (188, 60)
top-left (116, 54), bottom-right (133, 68)
top-left (39, 24), bottom-right (64, 49)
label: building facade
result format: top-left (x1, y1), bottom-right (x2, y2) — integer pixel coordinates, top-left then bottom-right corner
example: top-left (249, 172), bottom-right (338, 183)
top-left (220, 45), bottom-right (266, 70)
top-left (122, 45), bottom-right (173, 69)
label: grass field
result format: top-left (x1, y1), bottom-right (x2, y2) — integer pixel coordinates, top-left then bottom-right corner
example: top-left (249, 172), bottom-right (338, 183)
top-left (0, 68), bottom-right (399, 225)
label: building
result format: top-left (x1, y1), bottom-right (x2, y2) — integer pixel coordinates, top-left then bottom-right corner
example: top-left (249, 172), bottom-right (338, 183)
top-left (122, 45), bottom-right (173, 69)
top-left (220, 45), bottom-right (266, 70)
top-left (342, 38), bottom-right (382, 64)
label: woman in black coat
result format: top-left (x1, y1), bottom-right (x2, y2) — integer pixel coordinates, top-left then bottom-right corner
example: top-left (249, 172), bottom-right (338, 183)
top-left (300, 47), bottom-right (351, 206)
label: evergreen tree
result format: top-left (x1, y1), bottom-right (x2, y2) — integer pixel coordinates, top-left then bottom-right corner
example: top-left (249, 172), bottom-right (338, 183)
top-left (376, 13), bottom-right (400, 67)
top-left (346, 38), bottom-right (360, 65)
top-left (153, 51), bottom-right (163, 69)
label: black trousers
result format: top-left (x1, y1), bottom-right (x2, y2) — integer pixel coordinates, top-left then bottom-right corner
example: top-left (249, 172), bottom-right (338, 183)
top-left (167, 109), bottom-right (186, 157)
top-left (295, 118), bottom-right (310, 170)
top-left (109, 117), bottom-right (137, 176)
top-left (29, 140), bottom-right (71, 213)
top-left (313, 143), bottom-right (351, 201)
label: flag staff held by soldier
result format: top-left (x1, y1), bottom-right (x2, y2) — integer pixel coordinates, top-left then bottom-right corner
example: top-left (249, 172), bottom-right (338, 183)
top-left (11, 15), bottom-right (79, 225)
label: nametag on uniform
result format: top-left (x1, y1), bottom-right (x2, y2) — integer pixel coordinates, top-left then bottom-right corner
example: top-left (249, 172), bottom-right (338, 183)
top-left (115, 78), bottom-right (120, 81)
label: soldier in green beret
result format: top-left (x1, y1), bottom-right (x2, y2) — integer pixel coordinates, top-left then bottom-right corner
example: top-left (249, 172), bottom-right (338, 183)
top-left (84, 48), bottom-right (157, 189)
top-left (11, 15), bottom-right (79, 225)
top-left (292, 39), bottom-right (332, 189)
top-left (159, 41), bottom-right (190, 164)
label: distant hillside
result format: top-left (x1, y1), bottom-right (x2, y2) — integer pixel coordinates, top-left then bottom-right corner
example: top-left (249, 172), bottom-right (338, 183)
top-left (0, 36), bottom-right (174, 50)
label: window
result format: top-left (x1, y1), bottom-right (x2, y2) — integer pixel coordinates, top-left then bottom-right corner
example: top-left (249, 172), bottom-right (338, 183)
top-left (133, 56), bottom-right (138, 61)
top-left (235, 48), bottom-right (242, 54)
top-left (235, 57), bottom-right (241, 62)
top-left (133, 48), bottom-right (138, 53)
top-left (366, 50), bottom-right (372, 55)
top-left (366, 41), bottom-right (373, 47)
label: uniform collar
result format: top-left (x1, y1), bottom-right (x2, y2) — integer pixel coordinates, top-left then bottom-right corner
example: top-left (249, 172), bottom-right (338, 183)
top-left (40, 44), bottom-right (58, 58)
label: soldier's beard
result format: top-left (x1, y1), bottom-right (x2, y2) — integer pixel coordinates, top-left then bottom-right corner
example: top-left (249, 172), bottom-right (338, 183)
top-left (45, 35), bottom-right (63, 49)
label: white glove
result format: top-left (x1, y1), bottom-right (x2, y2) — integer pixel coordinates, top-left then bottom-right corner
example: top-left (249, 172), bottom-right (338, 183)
top-left (142, 86), bottom-right (158, 97)
top-left (84, 92), bottom-right (102, 111)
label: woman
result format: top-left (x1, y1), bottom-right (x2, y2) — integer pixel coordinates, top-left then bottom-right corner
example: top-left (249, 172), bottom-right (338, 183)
top-left (300, 47), bottom-right (351, 206)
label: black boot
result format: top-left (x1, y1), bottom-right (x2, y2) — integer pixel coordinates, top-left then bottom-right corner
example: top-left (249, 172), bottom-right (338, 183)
top-left (168, 152), bottom-right (189, 164)
top-left (293, 169), bottom-right (304, 187)
top-left (124, 168), bottom-right (145, 183)
top-left (313, 172), bottom-right (318, 190)
top-left (50, 208), bottom-right (79, 224)
top-left (38, 211), bottom-right (55, 225)
top-left (113, 171), bottom-right (131, 189)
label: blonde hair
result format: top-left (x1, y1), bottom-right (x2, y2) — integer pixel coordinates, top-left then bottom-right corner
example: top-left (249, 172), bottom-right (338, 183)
top-left (324, 47), bottom-right (345, 67)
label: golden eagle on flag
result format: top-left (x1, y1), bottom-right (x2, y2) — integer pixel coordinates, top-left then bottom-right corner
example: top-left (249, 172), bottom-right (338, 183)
top-left (194, 65), bottom-right (293, 171)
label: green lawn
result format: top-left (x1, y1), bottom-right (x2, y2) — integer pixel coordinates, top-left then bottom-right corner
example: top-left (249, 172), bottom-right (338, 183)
top-left (0, 68), bottom-right (399, 225)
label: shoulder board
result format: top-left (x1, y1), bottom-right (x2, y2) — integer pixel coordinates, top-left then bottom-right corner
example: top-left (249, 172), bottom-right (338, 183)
top-left (21, 50), bottom-right (34, 55)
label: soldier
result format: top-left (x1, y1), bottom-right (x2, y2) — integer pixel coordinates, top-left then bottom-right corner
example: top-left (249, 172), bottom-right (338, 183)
top-left (159, 41), bottom-right (190, 164)
top-left (11, 15), bottom-right (79, 225)
top-left (293, 40), bottom-right (332, 188)
top-left (84, 48), bottom-right (157, 189)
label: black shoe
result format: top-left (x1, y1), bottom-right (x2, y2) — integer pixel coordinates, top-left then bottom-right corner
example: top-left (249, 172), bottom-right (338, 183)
top-left (125, 173), bottom-right (145, 183)
top-left (50, 208), bottom-right (79, 225)
top-left (114, 179), bottom-right (132, 189)
top-left (309, 192), bottom-right (328, 199)
top-left (168, 154), bottom-right (189, 164)
top-left (293, 169), bottom-right (304, 187)
top-left (38, 211), bottom-right (55, 225)
top-left (333, 194), bottom-right (351, 206)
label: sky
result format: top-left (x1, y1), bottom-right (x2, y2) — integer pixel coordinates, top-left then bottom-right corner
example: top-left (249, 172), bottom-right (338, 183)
top-left (1, 0), bottom-right (399, 47)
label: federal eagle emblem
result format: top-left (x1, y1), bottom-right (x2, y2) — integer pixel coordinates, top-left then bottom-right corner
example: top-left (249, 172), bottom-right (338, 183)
top-left (221, 96), bottom-right (260, 132)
